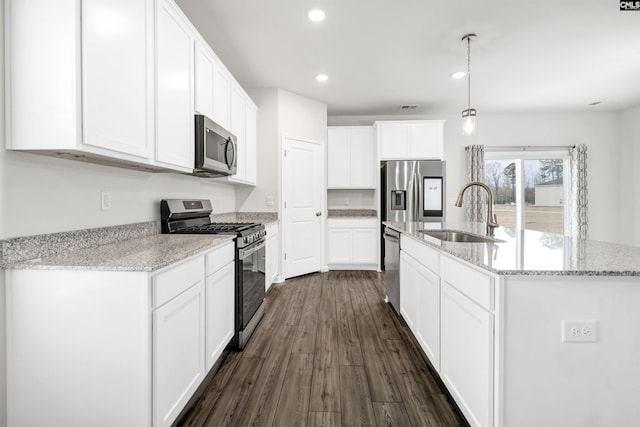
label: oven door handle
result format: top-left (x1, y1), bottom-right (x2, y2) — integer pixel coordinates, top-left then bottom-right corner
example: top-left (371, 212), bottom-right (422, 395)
top-left (239, 240), bottom-right (266, 258)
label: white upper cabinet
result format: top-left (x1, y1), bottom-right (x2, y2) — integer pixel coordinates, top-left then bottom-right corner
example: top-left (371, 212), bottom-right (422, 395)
top-left (213, 63), bottom-right (231, 131)
top-left (377, 120), bottom-right (444, 160)
top-left (155, 0), bottom-right (194, 171)
top-left (327, 126), bottom-right (375, 189)
top-left (6, 0), bottom-right (257, 178)
top-left (244, 101), bottom-right (258, 185)
top-left (230, 82), bottom-right (246, 181)
top-left (194, 40), bottom-right (216, 119)
top-left (83, 0), bottom-right (154, 159)
top-left (6, 0), bottom-right (157, 166)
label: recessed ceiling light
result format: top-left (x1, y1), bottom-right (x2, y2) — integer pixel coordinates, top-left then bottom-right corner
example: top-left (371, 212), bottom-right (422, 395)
top-left (308, 9), bottom-right (326, 22)
top-left (316, 74), bottom-right (329, 82)
top-left (451, 71), bottom-right (466, 79)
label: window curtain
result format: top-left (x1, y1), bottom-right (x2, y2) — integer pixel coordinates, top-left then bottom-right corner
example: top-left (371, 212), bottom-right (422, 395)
top-left (464, 144), bottom-right (486, 222)
top-left (570, 144), bottom-right (588, 239)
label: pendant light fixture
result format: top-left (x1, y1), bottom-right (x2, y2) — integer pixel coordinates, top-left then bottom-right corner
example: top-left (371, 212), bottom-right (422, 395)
top-left (461, 33), bottom-right (477, 136)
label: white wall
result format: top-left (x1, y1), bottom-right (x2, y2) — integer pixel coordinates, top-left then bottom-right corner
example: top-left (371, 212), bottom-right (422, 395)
top-left (330, 111), bottom-right (622, 243)
top-left (327, 189), bottom-right (376, 209)
top-left (618, 104), bottom-right (640, 246)
top-left (237, 88), bottom-right (327, 213)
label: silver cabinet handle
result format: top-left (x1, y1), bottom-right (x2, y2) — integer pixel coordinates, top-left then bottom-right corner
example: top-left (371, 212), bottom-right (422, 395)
top-left (316, 212), bottom-right (322, 216)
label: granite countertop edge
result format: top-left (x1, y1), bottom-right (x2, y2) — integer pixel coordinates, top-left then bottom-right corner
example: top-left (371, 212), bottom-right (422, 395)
top-left (3, 235), bottom-right (235, 272)
top-left (384, 221), bottom-right (640, 277)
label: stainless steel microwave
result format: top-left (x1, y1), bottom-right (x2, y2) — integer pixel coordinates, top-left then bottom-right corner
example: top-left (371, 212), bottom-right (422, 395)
top-left (194, 114), bottom-right (237, 177)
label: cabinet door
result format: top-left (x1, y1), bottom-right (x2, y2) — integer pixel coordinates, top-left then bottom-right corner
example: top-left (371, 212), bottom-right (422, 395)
top-left (153, 281), bottom-right (205, 427)
top-left (440, 281), bottom-right (493, 427)
top-left (156, 0), bottom-right (194, 169)
top-left (415, 262), bottom-right (441, 371)
top-left (399, 251), bottom-right (418, 331)
top-left (83, 0), bottom-right (153, 158)
top-left (230, 83), bottom-right (246, 181)
top-left (194, 41), bottom-right (215, 118)
top-left (244, 101), bottom-right (258, 185)
top-left (349, 127), bottom-right (374, 188)
top-left (327, 128), bottom-right (351, 188)
top-left (213, 62), bottom-right (231, 130)
top-left (352, 228), bottom-right (377, 263)
top-left (409, 123), bottom-right (443, 160)
top-left (379, 124), bottom-right (410, 160)
top-left (328, 229), bottom-right (352, 264)
top-left (206, 262), bottom-right (234, 371)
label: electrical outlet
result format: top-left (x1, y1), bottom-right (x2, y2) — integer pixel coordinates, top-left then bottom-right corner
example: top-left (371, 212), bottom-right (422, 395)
top-left (266, 196), bottom-right (274, 207)
top-left (344, 198), bottom-right (350, 206)
top-left (561, 319), bottom-right (597, 343)
top-left (101, 191), bottom-right (112, 211)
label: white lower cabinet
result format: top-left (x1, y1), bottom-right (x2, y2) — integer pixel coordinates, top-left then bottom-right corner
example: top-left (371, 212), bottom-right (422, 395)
top-left (264, 223), bottom-right (280, 291)
top-left (153, 281), bottom-right (205, 427)
top-left (399, 248), bottom-right (440, 370)
top-left (440, 281), bottom-right (494, 427)
top-left (205, 261), bottom-right (235, 370)
top-left (6, 240), bottom-right (235, 427)
top-left (398, 235), bottom-right (495, 427)
top-left (327, 218), bottom-right (377, 269)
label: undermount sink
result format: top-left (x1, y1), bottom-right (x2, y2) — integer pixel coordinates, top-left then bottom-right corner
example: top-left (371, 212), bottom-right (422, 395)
top-left (419, 229), bottom-right (504, 243)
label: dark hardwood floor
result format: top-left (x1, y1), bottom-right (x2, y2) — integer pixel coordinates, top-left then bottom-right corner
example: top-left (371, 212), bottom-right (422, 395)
top-left (179, 270), bottom-right (465, 427)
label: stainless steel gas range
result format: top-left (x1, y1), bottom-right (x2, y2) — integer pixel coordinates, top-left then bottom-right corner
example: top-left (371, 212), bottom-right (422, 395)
top-left (161, 199), bottom-right (266, 349)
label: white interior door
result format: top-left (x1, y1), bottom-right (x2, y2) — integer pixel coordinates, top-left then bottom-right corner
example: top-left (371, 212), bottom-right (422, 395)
top-left (283, 137), bottom-right (323, 279)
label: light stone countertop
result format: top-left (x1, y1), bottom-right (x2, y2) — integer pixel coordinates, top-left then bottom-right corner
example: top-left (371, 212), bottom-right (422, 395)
top-left (384, 221), bottom-right (640, 276)
top-left (210, 212), bottom-right (278, 226)
top-left (328, 209), bottom-right (378, 218)
top-left (4, 234), bottom-right (234, 272)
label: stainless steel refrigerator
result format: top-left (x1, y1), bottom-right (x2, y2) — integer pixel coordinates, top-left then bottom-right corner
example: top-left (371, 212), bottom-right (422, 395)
top-left (381, 160), bottom-right (446, 224)
top-left (381, 160), bottom-right (446, 313)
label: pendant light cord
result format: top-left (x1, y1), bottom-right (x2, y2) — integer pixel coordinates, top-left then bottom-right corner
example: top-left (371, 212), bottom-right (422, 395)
top-left (467, 35), bottom-right (471, 111)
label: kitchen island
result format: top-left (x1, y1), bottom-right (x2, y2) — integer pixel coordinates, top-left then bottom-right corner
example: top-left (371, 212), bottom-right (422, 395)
top-left (384, 221), bottom-right (640, 427)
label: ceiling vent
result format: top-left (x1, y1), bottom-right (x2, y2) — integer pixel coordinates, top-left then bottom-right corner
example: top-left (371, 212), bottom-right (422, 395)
top-left (399, 105), bottom-right (419, 110)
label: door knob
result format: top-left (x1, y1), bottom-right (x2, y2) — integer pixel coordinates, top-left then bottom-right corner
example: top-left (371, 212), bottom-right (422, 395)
top-left (316, 212), bottom-right (322, 216)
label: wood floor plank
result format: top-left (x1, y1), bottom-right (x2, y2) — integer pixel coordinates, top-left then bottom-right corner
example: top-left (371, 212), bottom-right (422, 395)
top-left (316, 316), bottom-right (339, 353)
top-left (291, 296), bottom-right (320, 353)
top-left (340, 365), bottom-right (376, 427)
top-left (201, 356), bottom-right (263, 427)
top-left (232, 325), bottom-right (297, 427)
top-left (242, 325), bottom-right (274, 359)
top-left (373, 401), bottom-right (412, 427)
top-left (272, 352), bottom-right (314, 427)
top-left (281, 277), bottom-right (309, 326)
top-left (432, 394), bottom-right (464, 426)
top-left (309, 352), bottom-right (341, 412)
top-left (180, 351), bottom-right (242, 427)
top-left (318, 275), bottom-right (337, 319)
top-left (368, 301), bottom-right (402, 340)
top-left (336, 314), bottom-right (364, 366)
top-left (353, 306), bottom-right (402, 402)
top-left (308, 411), bottom-right (342, 427)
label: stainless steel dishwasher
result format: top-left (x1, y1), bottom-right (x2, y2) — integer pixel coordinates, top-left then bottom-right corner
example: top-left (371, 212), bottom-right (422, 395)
top-left (383, 226), bottom-right (401, 313)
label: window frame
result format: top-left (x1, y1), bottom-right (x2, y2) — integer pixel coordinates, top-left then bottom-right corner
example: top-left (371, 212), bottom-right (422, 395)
top-left (484, 148), bottom-right (572, 235)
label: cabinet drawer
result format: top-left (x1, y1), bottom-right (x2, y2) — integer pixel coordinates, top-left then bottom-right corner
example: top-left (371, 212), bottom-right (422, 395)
top-left (153, 256), bottom-right (205, 308)
top-left (440, 254), bottom-right (493, 311)
top-left (206, 241), bottom-right (235, 276)
top-left (401, 235), bottom-right (439, 274)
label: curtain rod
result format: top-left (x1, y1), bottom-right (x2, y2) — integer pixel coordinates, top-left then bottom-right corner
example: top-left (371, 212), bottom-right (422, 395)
top-left (469, 145), bottom-right (576, 152)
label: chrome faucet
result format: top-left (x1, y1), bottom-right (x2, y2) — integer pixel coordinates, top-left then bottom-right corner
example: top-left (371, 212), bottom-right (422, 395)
top-left (455, 181), bottom-right (499, 236)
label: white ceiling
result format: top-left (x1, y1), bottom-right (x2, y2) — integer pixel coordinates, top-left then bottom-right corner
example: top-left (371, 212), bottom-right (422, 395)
top-left (175, 0), bottom-right (640, 116)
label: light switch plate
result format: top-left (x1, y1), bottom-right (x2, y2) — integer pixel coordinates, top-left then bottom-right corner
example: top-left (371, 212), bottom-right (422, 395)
top-left (101, 191), bottom-right (112, 211)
